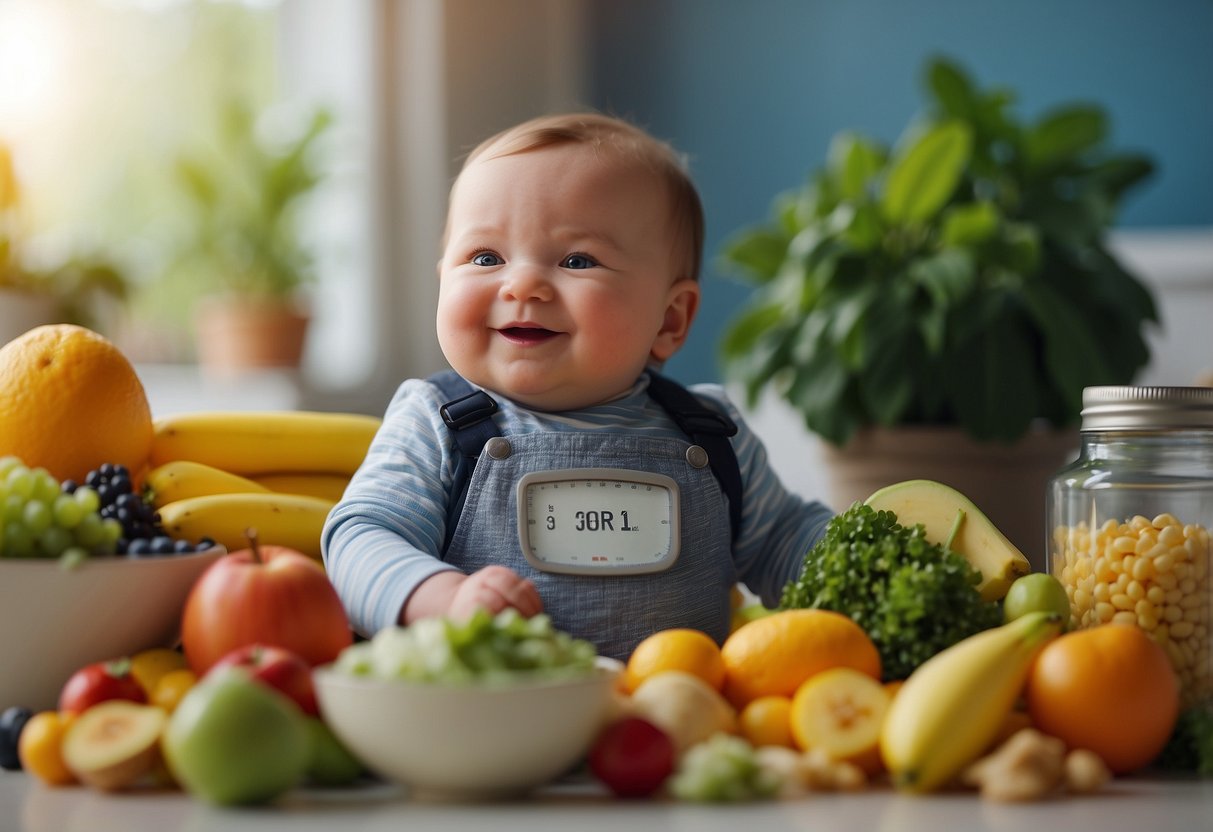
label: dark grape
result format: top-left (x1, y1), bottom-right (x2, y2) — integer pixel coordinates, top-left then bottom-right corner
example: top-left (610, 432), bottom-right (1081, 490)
top-left (0, 707), bottom-right (32, 771)
top-left (60, 479), bottom-right (78, 495)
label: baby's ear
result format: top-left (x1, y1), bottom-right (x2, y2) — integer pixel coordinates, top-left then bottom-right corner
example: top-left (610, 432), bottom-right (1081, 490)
top-left (650, 279), bottom-right (700, 362)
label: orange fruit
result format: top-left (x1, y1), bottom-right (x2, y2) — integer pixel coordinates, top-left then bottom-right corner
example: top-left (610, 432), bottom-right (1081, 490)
top-left (150, 668), bottom-right (198, 714)
top-left (129, 648), bottom-right (188, 696)
top-left (738, 695), bottom-right (795, 748)
top-left (1026, 622), bottom-right (1180, 774)
top-left (0, 325), bottom-right (153, 484)
top-left (18, 711), bottom-right (77, 786)
top-left (789, 667), bottom-right (891, 775)
top-left (720, 609), bottom-right (881, 708)
top-left (623, 628), bottom-right (726, 693)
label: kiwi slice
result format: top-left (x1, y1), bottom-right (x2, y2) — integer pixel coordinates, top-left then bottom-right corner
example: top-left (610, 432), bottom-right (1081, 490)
top-left (62, 701), bottom-right (168, 791)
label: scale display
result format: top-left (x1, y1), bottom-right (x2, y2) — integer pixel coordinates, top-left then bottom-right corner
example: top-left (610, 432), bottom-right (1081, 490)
top-left (516, 468), bottom-right (681, 575)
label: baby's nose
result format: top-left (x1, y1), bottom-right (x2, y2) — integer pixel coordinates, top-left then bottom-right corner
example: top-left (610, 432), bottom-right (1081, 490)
top-left (500, 264), bottom-right (555, 301)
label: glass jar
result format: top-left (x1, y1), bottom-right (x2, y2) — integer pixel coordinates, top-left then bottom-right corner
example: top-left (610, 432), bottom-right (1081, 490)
top-left (1047, 386), bottom-right (1213, 708)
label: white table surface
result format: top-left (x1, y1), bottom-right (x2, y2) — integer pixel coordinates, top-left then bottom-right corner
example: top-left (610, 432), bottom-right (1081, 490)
top-left (3, 770), bottom-right (1212, 832)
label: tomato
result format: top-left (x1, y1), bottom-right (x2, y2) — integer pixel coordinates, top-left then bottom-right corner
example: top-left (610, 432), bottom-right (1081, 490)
top-left (588, 717), bottom-right (676, 798)
top-left (58, 658), bottom-right (147, 714)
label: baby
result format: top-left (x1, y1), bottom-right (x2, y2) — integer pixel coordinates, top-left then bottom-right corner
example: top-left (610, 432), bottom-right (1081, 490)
top-left (322, 113), bottom-right (832, 659)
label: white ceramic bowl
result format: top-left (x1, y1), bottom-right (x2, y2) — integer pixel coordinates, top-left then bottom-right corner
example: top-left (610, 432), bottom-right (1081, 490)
top-left (0, 548), bottom-right (224, 710)
top-left (314, 658), bottom-right (622, 799)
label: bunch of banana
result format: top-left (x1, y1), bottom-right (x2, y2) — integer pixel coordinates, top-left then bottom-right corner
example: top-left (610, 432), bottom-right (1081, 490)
top-left (879, 611), bottom-right (1063, 793)
top-left (146, 411), bottom-right (382, 559)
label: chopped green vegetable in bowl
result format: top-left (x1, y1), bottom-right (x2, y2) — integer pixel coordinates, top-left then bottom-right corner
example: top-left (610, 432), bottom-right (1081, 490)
top-left (780, 502), bottom-right (1002, 681)
top-left (333, 608), bottom-right (598, 685)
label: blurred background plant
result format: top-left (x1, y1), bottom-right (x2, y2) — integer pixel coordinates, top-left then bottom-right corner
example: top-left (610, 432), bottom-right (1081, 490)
top-left (164, 97), bottom-right (333, 305)
top-left (1, 141), bottom-right (129, 340)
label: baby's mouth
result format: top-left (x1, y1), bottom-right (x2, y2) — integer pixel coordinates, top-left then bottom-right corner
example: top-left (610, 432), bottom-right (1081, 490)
top-left (497, 326), bottom-right (560, 345)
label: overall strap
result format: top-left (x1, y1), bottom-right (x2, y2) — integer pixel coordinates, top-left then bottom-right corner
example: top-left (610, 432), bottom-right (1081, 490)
top-left (643, 370), bottom-right (743, 540)
top-left (427, 370), bottom-right (500, 552)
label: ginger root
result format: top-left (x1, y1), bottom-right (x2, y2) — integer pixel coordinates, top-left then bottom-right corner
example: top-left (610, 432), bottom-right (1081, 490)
top-left (963, 728), bottom-right (1112, 802)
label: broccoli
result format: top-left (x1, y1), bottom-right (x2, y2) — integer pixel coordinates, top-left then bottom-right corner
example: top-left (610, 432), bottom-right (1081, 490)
top-left (780, 502), bottom-right (1002, 681)
top-left (1155, 707), bottom-right (1213, 776)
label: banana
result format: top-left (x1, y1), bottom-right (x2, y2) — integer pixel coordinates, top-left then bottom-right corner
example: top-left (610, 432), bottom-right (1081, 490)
top-left (879, 611), bottom-right (1063, 793)
top-left (151, 411), bottom-right (381, 476)
top-left (145, 460), bottom-right (270, 509)
top-left (251, 472), bottom-right (351, 502)
top-left (156, 493), bottom-right (336, 560)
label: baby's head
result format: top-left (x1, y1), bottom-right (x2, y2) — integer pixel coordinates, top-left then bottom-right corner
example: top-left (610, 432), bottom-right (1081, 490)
top-left (437, 114), bottom-right (705, 411)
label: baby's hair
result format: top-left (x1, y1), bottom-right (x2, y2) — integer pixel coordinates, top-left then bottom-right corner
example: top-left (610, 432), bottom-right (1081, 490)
top-left (457, 112), bottom-right (704, 283)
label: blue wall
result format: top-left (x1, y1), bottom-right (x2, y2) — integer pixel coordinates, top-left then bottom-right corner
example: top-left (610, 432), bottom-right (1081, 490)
top-left (587, 0), bottom-right (1213, 385)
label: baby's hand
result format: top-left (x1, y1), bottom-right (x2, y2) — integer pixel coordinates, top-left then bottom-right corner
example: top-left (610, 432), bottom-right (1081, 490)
top-left (447, 565), bottom-right (543, 621)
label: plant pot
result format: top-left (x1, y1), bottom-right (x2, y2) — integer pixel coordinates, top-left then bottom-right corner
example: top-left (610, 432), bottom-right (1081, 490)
top-left (192, 295), bottom-right (310, 377)
top-left (821, 425), bottom-right (1079, 573)
top-left (0, 287), bottom-right (58, 346)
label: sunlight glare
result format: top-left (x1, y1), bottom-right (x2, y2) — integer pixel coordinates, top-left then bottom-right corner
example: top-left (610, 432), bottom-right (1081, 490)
top-left (0, 2), bottom-right (72, 132)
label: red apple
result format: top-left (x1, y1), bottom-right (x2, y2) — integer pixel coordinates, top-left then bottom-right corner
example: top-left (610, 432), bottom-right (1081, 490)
top-left (181, 534), bottom-right (353, 676)
top-left (589, 716), bottom-right (676, 798)
top-left (59, 659), bottom-right (147, 715)
top-left (210, 644), bottom-right (319, 716)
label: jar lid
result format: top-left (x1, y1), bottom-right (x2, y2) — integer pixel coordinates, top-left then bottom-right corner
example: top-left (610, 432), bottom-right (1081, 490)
top-left (1081, 386), bottom-right (1213, 431)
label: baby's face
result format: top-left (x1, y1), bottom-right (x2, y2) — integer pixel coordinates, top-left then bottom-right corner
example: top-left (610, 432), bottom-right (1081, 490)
top-left (437, 143), bottom-right (698, 411)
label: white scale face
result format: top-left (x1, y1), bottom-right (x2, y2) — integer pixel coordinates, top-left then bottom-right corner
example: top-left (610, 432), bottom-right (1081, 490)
top-left (516, 468), bottom-right (681, 575)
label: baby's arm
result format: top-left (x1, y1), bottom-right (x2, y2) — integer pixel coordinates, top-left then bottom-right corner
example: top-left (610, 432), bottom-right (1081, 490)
top-left (690, 385), bottom-right (835, 605)
top-left (322, 380), bottom-right (541, 633)
top-left (405, 566), bottom-right (542, 623)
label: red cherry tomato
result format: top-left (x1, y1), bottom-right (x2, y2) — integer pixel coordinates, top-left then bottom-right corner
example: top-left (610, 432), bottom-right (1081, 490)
top-left (589, 716), bottom-right (676, 798)
top-left (58, 659), bottom-right (147, 714)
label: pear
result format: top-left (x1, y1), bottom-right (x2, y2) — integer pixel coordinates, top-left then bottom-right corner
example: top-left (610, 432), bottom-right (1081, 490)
top-left (865, 479), bottom-right (1030, 602)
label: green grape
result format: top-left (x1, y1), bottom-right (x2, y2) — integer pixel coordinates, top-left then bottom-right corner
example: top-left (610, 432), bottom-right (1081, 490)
top-left (32, 469), bottom-right (60, 504)
top-left (38, 525), bottom-right (73, 558)
top-left (0, 456), bottom-right (21, 479)
top-left (100, 518), bottom-right (123, 546)
top-left (3, 523), bottom-right (34, 558)
top-left (75, 512), bottom-right (104, 548)
top-left (74, 486), bottom-right (101, 515)
top-left (23, 501), bottom-right (52, 535)
top-left (5, 467), bottom-right (33, 499)
top-left (2, 495), bottom-right (24, 523)
top-left (52, 495), bottom-right (84, 529)
top-left (59, 546), bottom-right (89, 570)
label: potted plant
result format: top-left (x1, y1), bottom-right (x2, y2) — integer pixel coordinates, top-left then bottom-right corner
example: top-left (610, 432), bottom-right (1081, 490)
top-left (1, 143), bottom-right (128, 345)
top-left (168, 98), bottom-right (333, 376)
top-left (719, 57), bottom-right (1157, 560)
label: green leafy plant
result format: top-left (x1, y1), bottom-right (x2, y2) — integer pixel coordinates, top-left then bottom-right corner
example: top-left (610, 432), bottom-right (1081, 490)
top-left (720, 57), bottom-right (1157, 445)
top-left (168, 98), bottom-right (332, 300)
top-left (1, 143), bottom-right (128, 331)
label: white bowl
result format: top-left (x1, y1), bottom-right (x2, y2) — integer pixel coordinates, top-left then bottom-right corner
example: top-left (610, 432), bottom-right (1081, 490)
top-left (314, 658), bottom-right (622, 799)
top-left (0, 548), bottom-right (224, 710)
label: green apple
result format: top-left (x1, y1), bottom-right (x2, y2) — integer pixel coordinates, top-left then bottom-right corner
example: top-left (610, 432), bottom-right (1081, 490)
top-left (1003, 572), bottom-right (1072, 626)
top-left (163, 667), bottom-right (310, 806)
top-left (304, 717), bottom-right (364, 786)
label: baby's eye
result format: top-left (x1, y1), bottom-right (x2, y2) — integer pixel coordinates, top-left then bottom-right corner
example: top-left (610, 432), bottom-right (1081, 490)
top-left (471, 251), bottom-right (503, 267)
top-left (561, 253), bottom-right (599, 270)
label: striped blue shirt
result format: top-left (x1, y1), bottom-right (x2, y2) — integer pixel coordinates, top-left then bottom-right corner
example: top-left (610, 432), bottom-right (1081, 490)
top-left (321, 374), bottom-right (834, 637)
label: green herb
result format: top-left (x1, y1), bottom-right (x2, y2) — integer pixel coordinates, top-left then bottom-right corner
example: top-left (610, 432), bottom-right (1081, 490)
top-left (1155, 707), bottom-right (1213, 777)
top-left (668, 734), bottom-right (781, 802)
top-left (780, 502), bottom-right (1002, 680)
top-left (334, 608), bottom-right (598, 685)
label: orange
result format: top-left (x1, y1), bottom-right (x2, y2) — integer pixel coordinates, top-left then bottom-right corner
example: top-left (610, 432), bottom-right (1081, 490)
top-left (789, 667), bottom-right (891, 775)
top-left (720, 609), bottom-right (881, 708)
top-left (738, 695), bottom-right (795, 748)
top-left (150, 668), bottom-right (198, 714)
top-left (129, 648), bottom-right (189, 696)
top-left (1026, 622), bottom-right (1180, 774)
top-left (622, 628), bottom-right (726, 693)
top-left (18, 711), bottom-right (77, 786)
top-left (0, 325), bottom-right (153, 484)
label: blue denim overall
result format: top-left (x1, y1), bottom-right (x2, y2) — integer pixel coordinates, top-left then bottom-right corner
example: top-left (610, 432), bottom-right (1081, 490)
top-left (442, 429), bottom-right (737, 661)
